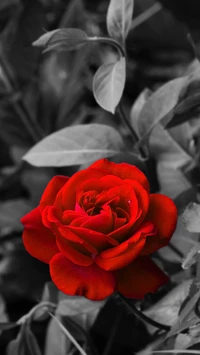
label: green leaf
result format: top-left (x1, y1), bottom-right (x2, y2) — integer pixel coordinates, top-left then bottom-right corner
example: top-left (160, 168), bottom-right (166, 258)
top-left (93, 57), bottom-right (126, 114)
top-left (182, 203), bottom-right (200, 233)
top-left (33, 28), bottom-right (88, 52)
top-left (23, 123), bottom-right (124, 167)
top-left (106, 0), bottom-right (134, 46)
top-left (57, 296), bottom-right (105, 317)
top-left (0, 199), bottom-right (31, 230)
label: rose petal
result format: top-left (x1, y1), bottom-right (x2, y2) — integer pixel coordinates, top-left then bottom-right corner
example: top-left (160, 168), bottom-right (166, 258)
top-left (96, 184), bottom-right (138, 220)
top-left (21, 207), bottom-right (59, 264)
top-left (62, 209), bottom-right (86, 224)
top-left (115, 256), bottom-right (169, 298)
top-left (55, 169), bottom-right (106, 210)
top-left (56, 229), bottom-right (94, 266)
top-left (141, 194), bottom-right (177, 255)
top-left (40, 176), bottom-right (69, 211)
top-left (81, 206), bottom-right (114, 234)
top-left (50, 253), bottom-right (117, 300)
top-left (89, 159), bottom-right (149, 193)
top-left (78, 175), bottom-right (123, 194)
top-left (124, 179), bottom-right (149, 222)
top-left (95, 222), bottom-right (155, 271)
top-left (67, 226), bottom-right (118, 250)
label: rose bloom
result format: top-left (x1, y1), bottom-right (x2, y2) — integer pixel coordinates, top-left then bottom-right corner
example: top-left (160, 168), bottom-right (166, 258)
top-left (21, 159), bottom-right (177, 300)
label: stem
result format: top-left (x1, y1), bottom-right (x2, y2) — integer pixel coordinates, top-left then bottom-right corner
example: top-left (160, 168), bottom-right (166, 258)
top-left (65, 317), bottom-right (99, 355)
top-left (187, 33), bottom-right (200, 63)
top-left (117, 293), bottom-right (170, 332)
top-left (88, 36), bottom-right (125, 58)
top-left (0, 50), bottom-right (44, 143)
top-left (49, 312), bottom-right (89, 355)
top-left (17, 302), bottom-right (56, 326)
top-left (88, 38), bottom-right (147, 158)
top-left (130, 2), bottom-right (162, 31)
top-left (117, 103), bottom-right (139, 143)
top-left (103, 310), bottom-right (122, 355)
top-left (117, 103), bottom-right (147, 158)
top-left (168, 242), bottom-right (184, 260)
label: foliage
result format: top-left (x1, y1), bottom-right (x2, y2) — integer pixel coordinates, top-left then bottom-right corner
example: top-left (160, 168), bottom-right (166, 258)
top-left (1, 0), bottom-right (200, 354)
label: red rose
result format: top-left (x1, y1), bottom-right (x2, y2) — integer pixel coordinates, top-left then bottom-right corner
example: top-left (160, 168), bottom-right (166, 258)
top-left (21, 159), bottom-right (177, 300)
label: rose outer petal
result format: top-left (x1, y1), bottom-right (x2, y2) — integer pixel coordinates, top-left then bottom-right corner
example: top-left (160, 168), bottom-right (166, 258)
top-left (21, 207), bottom-right (59, 264)
top-left (115, 256), bottom-right (169, 299)
top-left (141, 194), bottom-right (177, 255)
top-left (40, 176), bottom-right (69, 211)
top-left (50, 253), bottom-right (117, 300)
top-left (95, 222), bottom-right (155, 271)
top-left (89, 159), bottom-right (149, 193)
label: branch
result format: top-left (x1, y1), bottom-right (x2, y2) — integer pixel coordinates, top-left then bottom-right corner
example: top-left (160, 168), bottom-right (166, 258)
top-left (117, 293), bottom-right (171, 332)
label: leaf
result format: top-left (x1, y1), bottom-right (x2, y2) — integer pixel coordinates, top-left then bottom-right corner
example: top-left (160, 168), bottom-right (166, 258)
top-left (44, 316), bottom-right (68, 355)
top-left (167, 78), bottom-right (200, 128)
top-left (7, 0), bottom-right (47, 84)
top-left (130, 88), bottom-right (152, 135)
top-left (21, 168), bottom-right (53, 205)
top-left (93, 57), bottom-right (126, 114)
top-left (49, 313), bottom-right (88, 355)
top-left (174, 333), bottom-right (192, 350)
top-left (106, 0), bottom-right (134, 46)
top-left (32, 30), bottom-right (60, 47)
top-left (57, 296), bottom-right (105, 317)
top-left (0, 0), bottom-right (21, 33)
top-left (182, 245), bottom-right (200, 270)
top-left (168, 288), bottom-right (200, 337)
top-left (156, 162), bottom-right (192, 199)
top-left (6, 337), bottom-right (24, 355)
top-left (0, 0), bottom-right (19, 11)
top-left (136, 76), bottom-right (188, 145)
top-left (24, 327), bottom-right (42, 355)
top-left (57, 296), bottom-right (106, 333)
top-left (182, 203), bottom-right (200, 233)
top-left (6, 324), bottom-right (26, 355)
top-left (0, 199), bottom-right (31, 230)
top-left (33, 28), bottom-right (88, 52)
top-left (149, 124), bottom-right (192, 199)
top-left (41, 282), bottom-right (59, 304)
top-left (23, 123), bottom-right (124, 167)
top-left (0, 245), bottom-right (49, 303)
top-left (0, 322), bottom-right (17, 331)
top-left (144, 280), bottom-right (192, 333)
